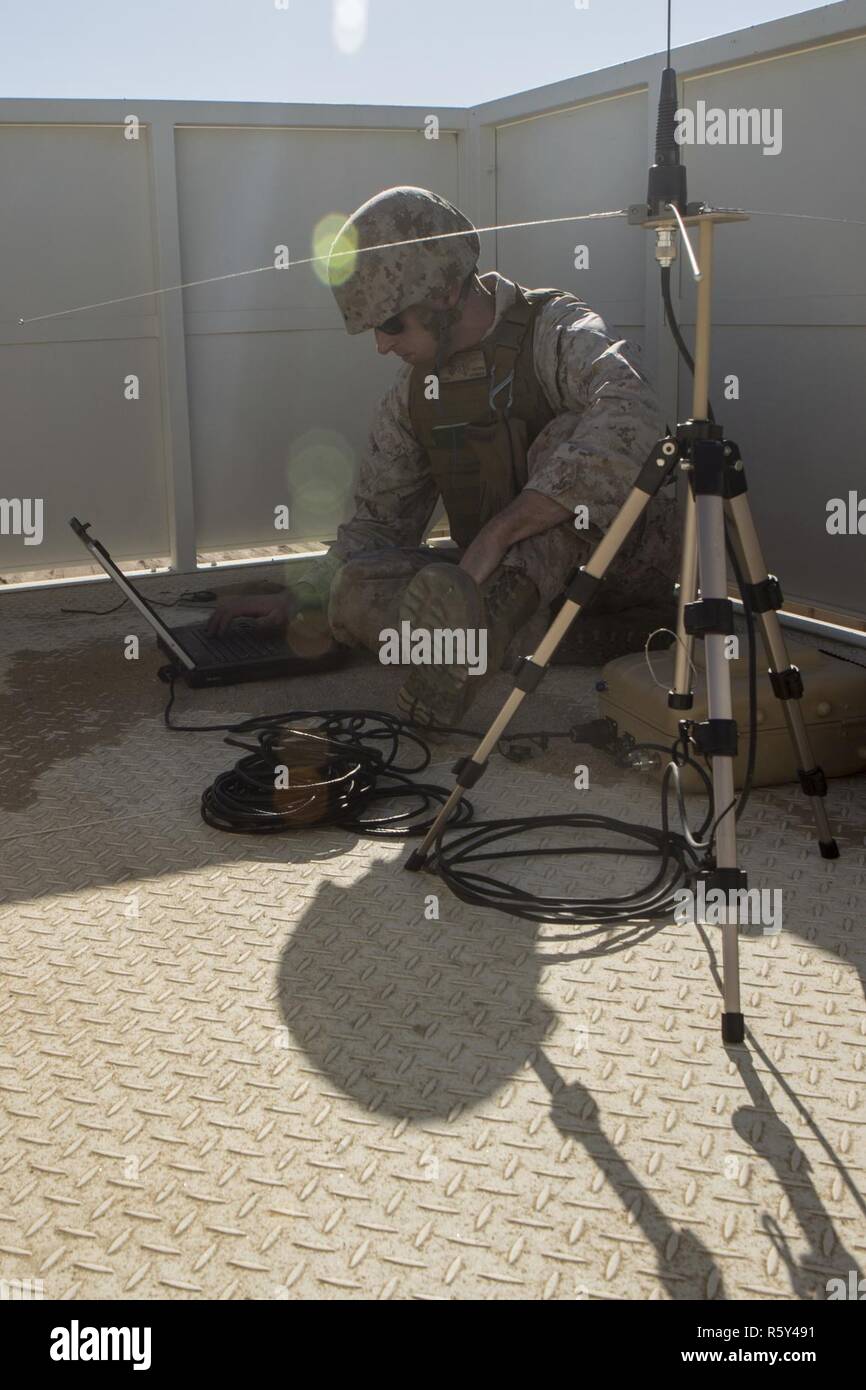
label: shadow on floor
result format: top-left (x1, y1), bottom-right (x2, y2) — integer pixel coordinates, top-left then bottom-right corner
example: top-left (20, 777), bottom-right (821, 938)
top-left (276, 870), bottom-right (864, 1300)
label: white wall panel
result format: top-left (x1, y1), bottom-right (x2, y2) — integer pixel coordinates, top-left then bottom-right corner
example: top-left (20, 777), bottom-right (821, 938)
top-left (187, 329), bottom-right (405, 549)
top-left (679, 324), bottom-right (866, 622)
top-left (0, 125), bottom-right (166, 570)
top-left (674, 35), bottom-right (866, 622)
top-left (678, 37), bottom-right (866, 326)
top-left (0, 338), bottom-right (167, 566)
top-left (493, 91), bottom-right (648, 331)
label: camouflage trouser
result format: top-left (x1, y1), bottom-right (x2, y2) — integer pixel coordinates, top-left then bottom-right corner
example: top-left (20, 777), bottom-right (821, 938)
top-left (328, 489), bottom-right (682, 661)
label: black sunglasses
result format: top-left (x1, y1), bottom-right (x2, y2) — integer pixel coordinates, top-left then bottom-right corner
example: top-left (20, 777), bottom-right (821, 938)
top-left (376, 313), bottom-right (406, 336)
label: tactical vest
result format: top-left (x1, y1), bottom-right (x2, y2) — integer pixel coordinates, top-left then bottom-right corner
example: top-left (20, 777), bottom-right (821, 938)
top-left (407, 285), bottom-right (571, 548)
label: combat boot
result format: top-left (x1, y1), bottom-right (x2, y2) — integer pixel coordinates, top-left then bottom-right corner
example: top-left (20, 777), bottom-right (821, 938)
top-left (396, 563), bottom-right (539, 730)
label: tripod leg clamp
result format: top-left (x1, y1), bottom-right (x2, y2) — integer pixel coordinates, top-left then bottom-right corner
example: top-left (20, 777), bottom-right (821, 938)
top-left (797, 765), bottom-right (827, 798)
top-left (564, 568), bottom-right (602, 606)
top-left (722, 1012), bottom-right (746, 1045)
top-left (513, 656), bottom-right (547, 693)
top-left (635, 436), bottom-right (680, 495)
top-left (452, 755), bottom-right (488, 789)
top-left (769, 666), bottom-right (803, 701)
top-left (745, 575), bottom-right (783, 614)
top-left (698, 866), bottom-right (748, 895)
top-left (684, 598), bottom-right (735, 637)
top-left (693, 719), bottom-right (738, 758)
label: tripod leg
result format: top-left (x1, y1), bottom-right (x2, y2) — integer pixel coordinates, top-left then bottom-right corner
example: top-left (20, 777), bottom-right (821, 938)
top-left (670, 488), bottom-right (698, 710)
top-left (405, 439), bottom-right (679, 870)
top-left (726, 489), bottom-right (839, 859)
top-left (693, 479), bottom-right (744, 1045)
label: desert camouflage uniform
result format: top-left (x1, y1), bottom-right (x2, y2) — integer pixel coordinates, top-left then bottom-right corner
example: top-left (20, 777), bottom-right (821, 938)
top-left (291, 270), bottom-right (680, 655)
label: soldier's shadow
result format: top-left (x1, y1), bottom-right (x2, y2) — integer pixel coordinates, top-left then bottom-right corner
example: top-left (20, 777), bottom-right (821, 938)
top-left (275, 869), bottom-right (554, 1123)
top-left (275, 866), bottom-right (727, 1299)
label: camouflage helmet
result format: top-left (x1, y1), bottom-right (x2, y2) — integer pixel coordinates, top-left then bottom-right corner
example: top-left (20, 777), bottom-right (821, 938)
top-left (327, 186), bottom-right (480, 334)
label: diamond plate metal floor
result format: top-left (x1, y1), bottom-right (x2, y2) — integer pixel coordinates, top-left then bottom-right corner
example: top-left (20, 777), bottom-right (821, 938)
top-left (1, 573), bottom-right (865, 1300)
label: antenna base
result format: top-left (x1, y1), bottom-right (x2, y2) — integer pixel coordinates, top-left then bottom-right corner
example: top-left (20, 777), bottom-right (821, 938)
top-left (628, 200), bottom-right (704, 226)
top-left (647, 162), bottom-right (688, 220)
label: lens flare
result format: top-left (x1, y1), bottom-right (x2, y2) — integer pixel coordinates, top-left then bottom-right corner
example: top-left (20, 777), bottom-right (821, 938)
top-left (286, 429), bottom-right (355, 521)
top-left (332, 0), bottom-right (368, 55)
top-left (314, 213), bottom-right (357, 287)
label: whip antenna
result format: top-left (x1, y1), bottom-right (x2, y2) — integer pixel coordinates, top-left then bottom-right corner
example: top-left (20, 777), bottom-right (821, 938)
top-left (646, 1), bottom-right (688, 217)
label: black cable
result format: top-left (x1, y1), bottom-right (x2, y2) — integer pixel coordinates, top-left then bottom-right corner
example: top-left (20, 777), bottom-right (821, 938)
top-left (726, 530), bottom-right (757, 822)
top-left (431, 811), bottom-right (697, 925)
top-left (659, 265), bottom-right (716, 425)
top-left (161, 661), bottom-right (714, 918)
top-left (62, 589), bottom-right (214, 616)
top-left (160, 663), bottom-right (614, 760)
top-left (429, 703), bottom-right (722, 924)
top-left (160, 671), bottom-right (474, 838)
top-left (200, 721), bottom-right (475, 838)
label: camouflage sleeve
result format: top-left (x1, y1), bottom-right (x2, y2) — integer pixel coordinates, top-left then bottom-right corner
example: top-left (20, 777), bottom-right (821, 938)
top-left (328, 365), bottom-right (439, 561)
top-left (524, 297), bottom-right (667, 530)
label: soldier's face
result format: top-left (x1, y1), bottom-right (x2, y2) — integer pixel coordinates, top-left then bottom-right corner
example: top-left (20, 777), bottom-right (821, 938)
top-left (373, 306), bottom-right (439, 367)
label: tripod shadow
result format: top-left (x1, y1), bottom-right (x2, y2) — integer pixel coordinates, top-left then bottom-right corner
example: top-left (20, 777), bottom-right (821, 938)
top-left (532, 1048), bottom-right (727, 1299)
top-left (729, 1040), bottom-right (863, 1298)
top-left (695, 925), bottom-right (865, 1298)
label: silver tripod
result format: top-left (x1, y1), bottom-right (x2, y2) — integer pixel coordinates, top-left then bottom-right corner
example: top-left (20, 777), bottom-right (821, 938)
top-left (405, 209), bottom-right (839, 1045)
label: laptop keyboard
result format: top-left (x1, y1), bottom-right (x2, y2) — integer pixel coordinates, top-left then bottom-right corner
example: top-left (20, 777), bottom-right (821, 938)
top-left (174, 621), bottom-right (289, 665)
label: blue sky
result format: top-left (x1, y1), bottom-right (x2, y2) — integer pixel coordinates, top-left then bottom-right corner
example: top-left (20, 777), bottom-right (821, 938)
top-left (1, 0), bottom-right (826, 105)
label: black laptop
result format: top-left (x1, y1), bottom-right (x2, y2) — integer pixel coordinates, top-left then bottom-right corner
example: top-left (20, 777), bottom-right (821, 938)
top-left (69, 517), bottom-right (346, 687)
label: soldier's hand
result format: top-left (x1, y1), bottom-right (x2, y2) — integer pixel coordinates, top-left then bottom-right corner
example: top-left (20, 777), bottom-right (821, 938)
top-left (206, 593), bottom-right (297, 637)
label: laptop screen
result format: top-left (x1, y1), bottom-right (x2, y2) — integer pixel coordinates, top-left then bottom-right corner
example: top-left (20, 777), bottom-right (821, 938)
top-left (68, 518), bottom-right (195, 669)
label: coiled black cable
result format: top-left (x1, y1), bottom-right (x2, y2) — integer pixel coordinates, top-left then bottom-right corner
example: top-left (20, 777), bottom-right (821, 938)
top-left (200, 718), bottom-right (475, 838)
top-left (160, 676), bottom-right (475, 837)
top-left (430, 811), bottom-right (700, 924)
